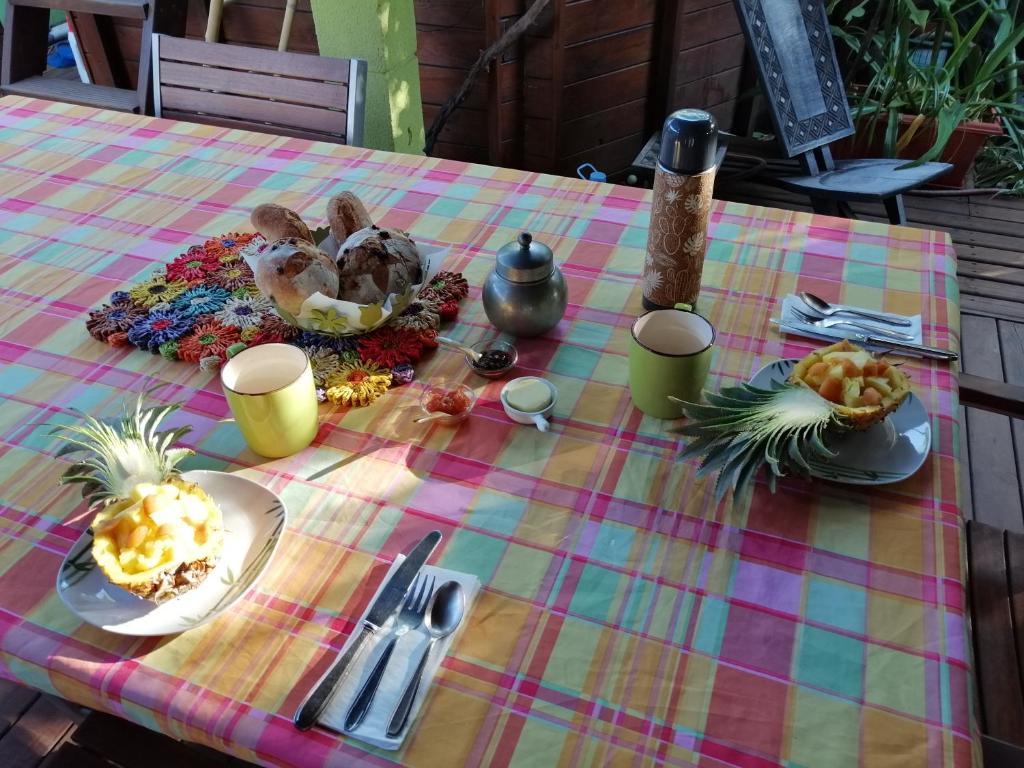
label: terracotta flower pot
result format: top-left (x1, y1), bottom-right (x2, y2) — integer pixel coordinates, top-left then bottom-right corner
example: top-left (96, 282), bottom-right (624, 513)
top-left (831, 112), bottom-right (1003, 188)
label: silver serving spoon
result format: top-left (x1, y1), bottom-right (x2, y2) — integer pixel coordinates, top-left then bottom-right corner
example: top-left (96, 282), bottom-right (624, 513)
top-left (436, 336), bottom-right (481, 362)
top-left (386, 580), bottom-right (465, 737)
top-left (799, 291), bottom-right (912, 327)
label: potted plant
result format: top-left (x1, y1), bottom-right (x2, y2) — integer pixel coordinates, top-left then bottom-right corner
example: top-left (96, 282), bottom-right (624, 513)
top-left (828, 0), bottom-right (1024, 187)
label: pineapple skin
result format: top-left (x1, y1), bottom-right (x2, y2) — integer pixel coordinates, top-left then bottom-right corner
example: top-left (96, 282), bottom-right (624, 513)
top-left (789, 340), bottom-right (911, 430)
top-left (91, 478), bottom-right (224, 603)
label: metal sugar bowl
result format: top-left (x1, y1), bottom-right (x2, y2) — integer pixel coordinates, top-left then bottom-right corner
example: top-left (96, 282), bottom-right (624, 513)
top-left (483, 232), bottom-right (568, 337)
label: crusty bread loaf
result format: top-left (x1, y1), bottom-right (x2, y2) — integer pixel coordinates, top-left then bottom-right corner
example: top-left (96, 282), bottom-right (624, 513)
top-left (335, 226), bottom-right (423, 305)
top-left (251, 204), bottom-right (313, 243)
top-left (254, 238), bottom-right (339, 315)
top-left (327, 192), bottom-right (373, 242)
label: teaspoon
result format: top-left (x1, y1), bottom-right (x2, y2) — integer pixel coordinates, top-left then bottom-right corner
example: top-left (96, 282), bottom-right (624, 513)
top-left (436, 336), bottom-right (482, 362)
top-left (386, 580), bottom-right (465, 737)
top-left (799, 291), bottom-right (912, 327)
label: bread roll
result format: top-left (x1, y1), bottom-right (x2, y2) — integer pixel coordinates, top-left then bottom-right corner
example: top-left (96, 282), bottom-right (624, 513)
top-left (335, 226), bottom-right (423, 305)
top-left (327, 192), bottom-right (373, 241)
top-left (254, 238), bottom-right (339, 316)
top-left (251, 204), bottom-right (313, 243)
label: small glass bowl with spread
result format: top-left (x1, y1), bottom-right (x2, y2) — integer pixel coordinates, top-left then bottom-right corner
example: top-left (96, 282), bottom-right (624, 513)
top-left (418, 383), bottom-right (477, 425)
top-left (464, 339), bottom-right (518, 378)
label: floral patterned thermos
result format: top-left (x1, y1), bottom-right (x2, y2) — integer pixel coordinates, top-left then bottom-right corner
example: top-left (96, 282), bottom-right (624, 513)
top-left (642, 109), bottom-right (719, 309)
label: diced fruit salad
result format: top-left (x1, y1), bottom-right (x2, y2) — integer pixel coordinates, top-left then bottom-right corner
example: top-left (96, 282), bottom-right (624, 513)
top-left (798, 348), bottom-right (897, 409)
top-left (92, 482), bottom-right (215, 575)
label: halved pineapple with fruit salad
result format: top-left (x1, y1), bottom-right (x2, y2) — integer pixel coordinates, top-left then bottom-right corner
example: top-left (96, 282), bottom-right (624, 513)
top-left (675, 340), bottom-right (914, 500)
top-left (89, 479), bottom-right (223, 602)
top-left (789, 340), bottom-right (910, 429)
top-left (53, 393), bottom-right (224, 603)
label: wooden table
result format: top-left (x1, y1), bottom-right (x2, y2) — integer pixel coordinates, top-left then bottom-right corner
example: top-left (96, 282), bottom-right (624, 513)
top-left (0, 96), bottom-right (970, 767)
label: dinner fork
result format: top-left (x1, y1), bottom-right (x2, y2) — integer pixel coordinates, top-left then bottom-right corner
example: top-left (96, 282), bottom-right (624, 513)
top-left (344, 573), bottom-right (435, 731)
top-left (789, 306), bottom-right (916, 341)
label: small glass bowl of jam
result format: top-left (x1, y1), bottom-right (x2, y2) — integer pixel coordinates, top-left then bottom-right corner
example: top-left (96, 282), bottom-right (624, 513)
top-left (464, 339), bottom-right (518, 378)
top-left (419, 383), bottom-right (477, 425)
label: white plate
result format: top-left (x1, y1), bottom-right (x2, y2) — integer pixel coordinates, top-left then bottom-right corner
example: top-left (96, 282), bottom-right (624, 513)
top-left (749, 359), bottom-right (931, 485)
top-left (56, 470), bottom-right (286, 636)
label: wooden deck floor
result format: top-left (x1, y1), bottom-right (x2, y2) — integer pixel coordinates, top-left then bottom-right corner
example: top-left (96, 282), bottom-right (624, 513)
top-left (717, 176), bottom-right (1024, 533)
top-left (0, 679), bottom-right (256, 767)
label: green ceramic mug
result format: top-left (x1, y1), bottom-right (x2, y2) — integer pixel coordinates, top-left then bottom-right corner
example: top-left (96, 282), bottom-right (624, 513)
top-left (220, 343), bottom-right (319, 457)
top-left (628, 303), bottom-right (715, 419)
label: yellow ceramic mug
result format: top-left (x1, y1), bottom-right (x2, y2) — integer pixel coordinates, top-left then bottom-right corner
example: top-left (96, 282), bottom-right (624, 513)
top-left (220, 343), bottom-right (319, 457)
top-left (628, 303), bottom-right (715, 419)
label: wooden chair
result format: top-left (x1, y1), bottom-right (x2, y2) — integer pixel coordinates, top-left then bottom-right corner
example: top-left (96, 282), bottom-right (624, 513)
top-left (729, 0), bottom-right (952, 224)
top-left (1, 0), bottom-right (174, 113)
top-left (960, 375), bottom-right (1024, 419)
top-left (966, 521), bottom-right (1024, 767)
top-left (152, 34), bottom-right (366, 146)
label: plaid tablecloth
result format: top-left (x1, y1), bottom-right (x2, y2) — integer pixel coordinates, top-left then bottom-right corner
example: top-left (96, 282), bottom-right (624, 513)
top-left (0, 97), bottom-right (971, 767)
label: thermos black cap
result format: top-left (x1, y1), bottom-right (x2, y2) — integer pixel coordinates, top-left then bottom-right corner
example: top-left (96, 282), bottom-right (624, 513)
top-left (658, 109), bottom-right (718, 174)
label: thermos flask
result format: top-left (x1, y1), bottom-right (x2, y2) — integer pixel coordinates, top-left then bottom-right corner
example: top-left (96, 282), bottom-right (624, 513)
top-left (642, 109), bottom-right (719, 310)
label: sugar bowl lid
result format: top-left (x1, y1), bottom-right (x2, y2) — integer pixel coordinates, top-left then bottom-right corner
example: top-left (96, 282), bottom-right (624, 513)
top-left (496, 232), bottom-right (554, 283)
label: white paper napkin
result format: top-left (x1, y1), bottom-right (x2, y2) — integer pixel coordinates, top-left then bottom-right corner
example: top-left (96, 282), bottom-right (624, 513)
top-left (315, 561), bottom-right (480, 750)
top-left (774, 295), bottom-right (922, 350)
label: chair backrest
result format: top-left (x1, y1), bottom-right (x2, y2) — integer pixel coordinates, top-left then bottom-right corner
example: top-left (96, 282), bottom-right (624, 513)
top-left (152, 35), bottom-right (366, 146)
top-left (731, 0), bottom-right (854, 158)
top-left (967, 521), bottom-right (1024, 750)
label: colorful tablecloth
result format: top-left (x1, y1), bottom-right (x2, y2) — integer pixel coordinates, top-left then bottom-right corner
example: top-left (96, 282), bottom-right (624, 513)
top-left (0, 97), bottom-right (971, 767)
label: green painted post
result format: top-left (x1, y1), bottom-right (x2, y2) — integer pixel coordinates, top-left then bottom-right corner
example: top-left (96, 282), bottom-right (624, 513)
top-left (0, 3), bottom-right (64, 26)
top-left (310, 0), bottom-right (425, 154)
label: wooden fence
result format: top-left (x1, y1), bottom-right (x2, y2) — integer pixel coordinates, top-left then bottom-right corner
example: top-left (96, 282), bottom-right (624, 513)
top-left (67, 0), bottom-right (746, 178)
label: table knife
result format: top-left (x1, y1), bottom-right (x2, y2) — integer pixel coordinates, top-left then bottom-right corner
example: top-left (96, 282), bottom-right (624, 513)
top-left (770, 320), bottom-right (959, 361)
top-left (860, 335), bottom-right (959, 361)
top-left (293, 530), bottom-right (442, 731)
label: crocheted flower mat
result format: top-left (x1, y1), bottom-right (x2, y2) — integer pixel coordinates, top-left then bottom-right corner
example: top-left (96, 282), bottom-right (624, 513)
top-left (85, 233), bottom-right (469, 408)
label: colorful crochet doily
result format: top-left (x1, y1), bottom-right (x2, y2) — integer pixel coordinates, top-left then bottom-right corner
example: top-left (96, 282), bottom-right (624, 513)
top-left (86, 233), bottom-right (469, 407)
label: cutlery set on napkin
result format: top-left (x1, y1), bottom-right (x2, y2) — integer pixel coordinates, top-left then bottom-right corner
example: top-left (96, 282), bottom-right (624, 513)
top-left (294, 531), bottom-right (480, 749)
top-left (773, 291), bottom-right (958, 361)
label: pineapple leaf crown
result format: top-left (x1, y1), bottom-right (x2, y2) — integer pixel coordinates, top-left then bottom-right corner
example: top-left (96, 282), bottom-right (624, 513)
top-left (51, 388), bottom-right (194, 507)
top-left (675, 382), bottom-right (843, 502)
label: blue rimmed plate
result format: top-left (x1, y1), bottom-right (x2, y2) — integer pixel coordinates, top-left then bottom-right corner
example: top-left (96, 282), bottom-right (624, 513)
top-left (749, 359), bottom-right (931, 486)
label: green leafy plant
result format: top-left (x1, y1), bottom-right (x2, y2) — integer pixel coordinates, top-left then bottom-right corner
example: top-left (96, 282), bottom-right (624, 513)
top-left (828, 0), bottom-right (1024, 165)
top-left (976, 127), bottom-right (1024, 194)
top-left (675, 382), bottom-right (843, 501)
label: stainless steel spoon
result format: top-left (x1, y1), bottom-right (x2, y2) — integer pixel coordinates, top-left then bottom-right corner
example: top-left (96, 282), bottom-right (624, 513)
top-left (386, 580), bottom-right (465, 737)
top-left (413, 412), bottom-right (449, 424)
top-left (436, 336), bottom-right (481, 362)
top-left (799, 291), bottom-right (913, 327)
